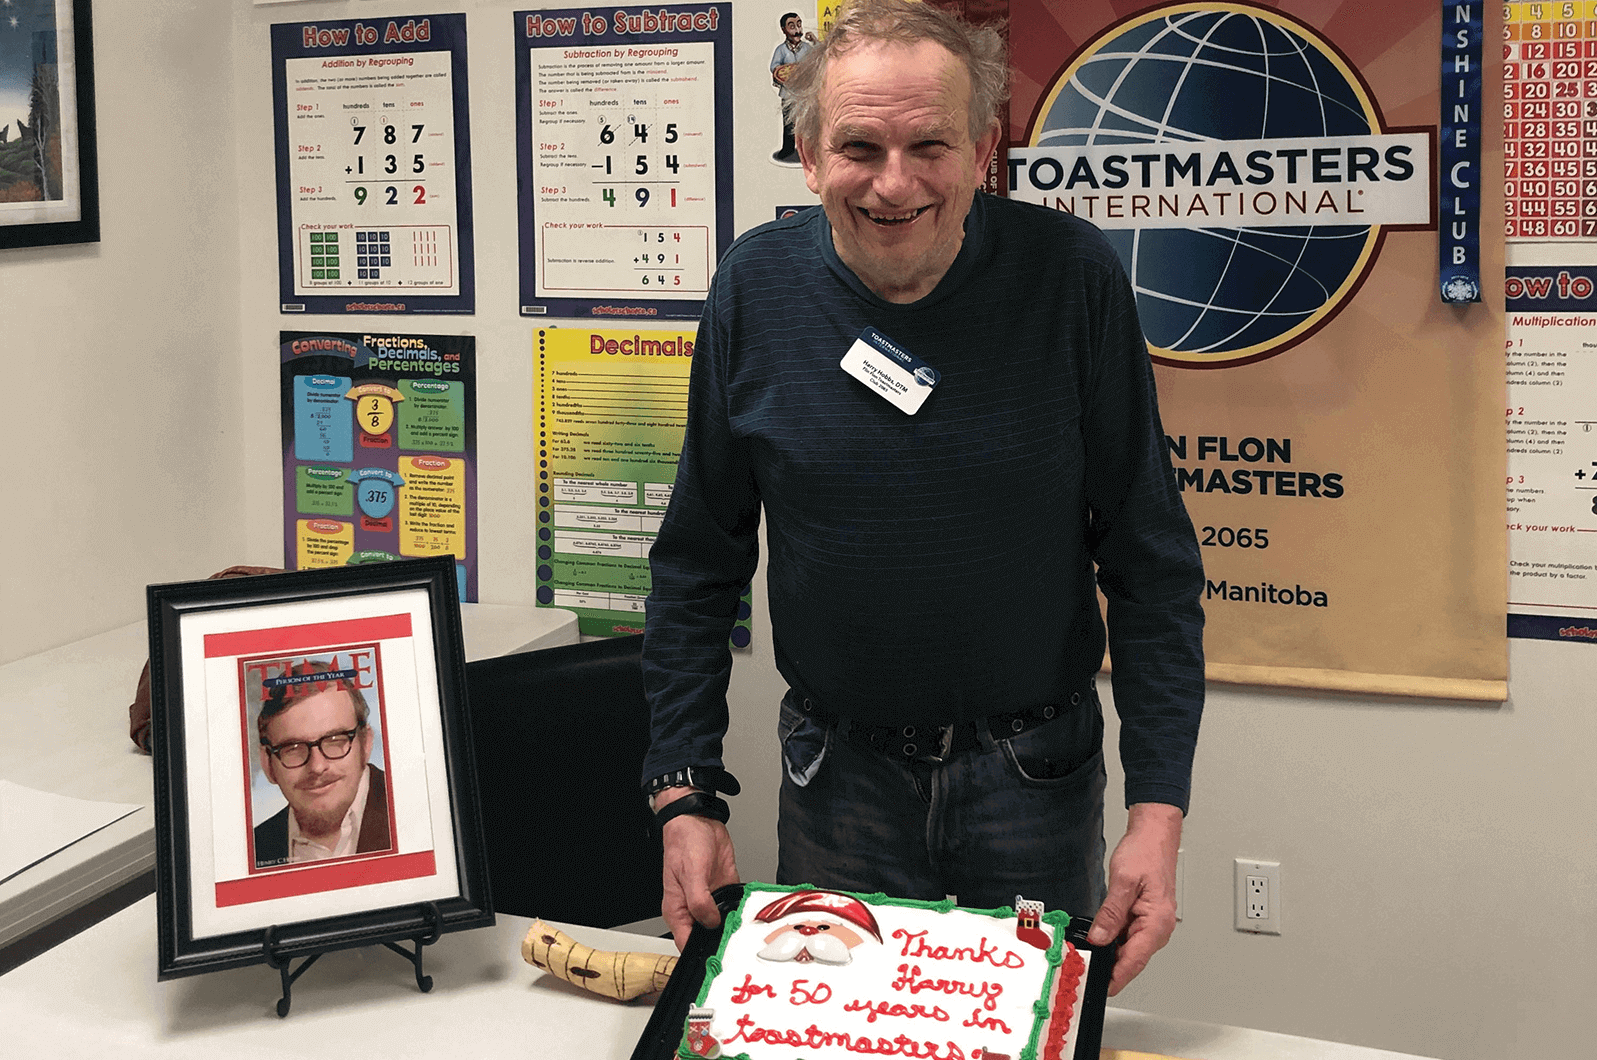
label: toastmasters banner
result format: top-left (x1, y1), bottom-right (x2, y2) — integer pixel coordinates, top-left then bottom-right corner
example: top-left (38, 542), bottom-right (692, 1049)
top-left (1006, 1), bottom-right (1506, 700)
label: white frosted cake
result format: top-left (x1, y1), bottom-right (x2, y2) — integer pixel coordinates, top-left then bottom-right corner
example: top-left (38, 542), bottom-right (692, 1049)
top-left (680, 883), bottom-right (1090, 1060)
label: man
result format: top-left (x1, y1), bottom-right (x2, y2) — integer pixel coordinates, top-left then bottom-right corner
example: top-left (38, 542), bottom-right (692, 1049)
top-left (642, 0), bottom-right (1203, 997)
top-left (253, 662), bottom-right (391, 867)
top-left (769, 12), bottom-right (817, 163)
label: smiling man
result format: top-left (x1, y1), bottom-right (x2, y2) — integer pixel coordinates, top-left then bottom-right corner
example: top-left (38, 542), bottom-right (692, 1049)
top-left (642, 0), bottom-right (1205, 998)
top-left (253, 661), bottom-right (391, 867)
top-left (796, 32), bottom-right (998, 302)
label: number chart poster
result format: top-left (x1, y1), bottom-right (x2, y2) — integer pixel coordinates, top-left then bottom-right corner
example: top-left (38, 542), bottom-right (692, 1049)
top-left (280, 331), bottom-right (478, 602)
top-left (515, 5), bottom-right (733, 319)
top-left (1006, 0), bottom-right (1507, 700)
top-left (1503, 1), bottom-right (1597, 242)
top-left (271, 14), bottom-right (475, 314)
top-left (535, 328), bottom-right (753, 641)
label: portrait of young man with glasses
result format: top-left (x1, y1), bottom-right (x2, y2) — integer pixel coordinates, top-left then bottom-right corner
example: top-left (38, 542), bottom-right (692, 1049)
top-left (252, 660), bottom-right (393, 868)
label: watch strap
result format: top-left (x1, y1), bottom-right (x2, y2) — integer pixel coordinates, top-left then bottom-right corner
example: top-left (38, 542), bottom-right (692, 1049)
top-left (652, 790), bottom-right (731, 833)
top-left (643, 765), bottom-right (742, 798)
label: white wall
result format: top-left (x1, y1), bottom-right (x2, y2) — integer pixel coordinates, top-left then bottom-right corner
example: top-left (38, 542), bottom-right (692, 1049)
top-left (231, 0), bottom-right (816, 579)
top-left (1103, 642), bottom-right (1595, 1059)
top-left (3, 4), bottom-right (1588, 1059)
top-left (0, 0), bottom-right (242, 665)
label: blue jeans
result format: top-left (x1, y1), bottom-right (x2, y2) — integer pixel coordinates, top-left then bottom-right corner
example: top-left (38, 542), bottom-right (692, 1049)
top-left (775, 689), bottom-right (1108, 921)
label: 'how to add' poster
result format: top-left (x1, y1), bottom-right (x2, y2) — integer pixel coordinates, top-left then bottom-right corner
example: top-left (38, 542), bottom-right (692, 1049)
top-left (272, 13), bottom-right (475, 314)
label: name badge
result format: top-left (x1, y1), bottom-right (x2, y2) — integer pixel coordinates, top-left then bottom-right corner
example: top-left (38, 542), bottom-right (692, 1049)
top-left (839, 326), bottom-right (940, 415)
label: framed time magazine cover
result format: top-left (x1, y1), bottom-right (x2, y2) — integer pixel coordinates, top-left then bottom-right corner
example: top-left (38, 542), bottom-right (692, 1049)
top-left (148, 556), bottom-right (492, 980)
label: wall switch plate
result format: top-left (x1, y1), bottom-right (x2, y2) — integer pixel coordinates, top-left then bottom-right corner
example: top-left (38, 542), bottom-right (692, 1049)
top-left (1234, 858), bottom-right (1281, 934)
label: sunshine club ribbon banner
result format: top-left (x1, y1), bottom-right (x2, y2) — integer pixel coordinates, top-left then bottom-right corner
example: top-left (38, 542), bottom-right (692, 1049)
top-left (1004, 0), bottom-right (1506, 699)
top-left (1440, 0), bottom-right (1484, 302)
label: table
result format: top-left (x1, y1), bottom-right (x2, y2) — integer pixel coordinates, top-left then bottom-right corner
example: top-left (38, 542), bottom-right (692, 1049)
top-left (0, 605), bottom-right (577, 966)
top-left (1100, 1009), bottom-right (1440, 1060)
top-left (0, 896), bottom-right (1441, 1060)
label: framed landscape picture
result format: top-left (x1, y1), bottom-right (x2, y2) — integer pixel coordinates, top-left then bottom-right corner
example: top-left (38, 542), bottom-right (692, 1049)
top-left (0, 0), bottom-right (98, 248)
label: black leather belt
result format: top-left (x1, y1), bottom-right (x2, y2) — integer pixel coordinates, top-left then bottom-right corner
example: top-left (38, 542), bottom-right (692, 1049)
top-left (795, 692), bottom-right (1084, 764)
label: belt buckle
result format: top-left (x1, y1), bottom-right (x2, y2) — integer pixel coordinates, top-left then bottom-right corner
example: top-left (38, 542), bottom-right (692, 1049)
top-left (921, 723), bottom-right (954, 764)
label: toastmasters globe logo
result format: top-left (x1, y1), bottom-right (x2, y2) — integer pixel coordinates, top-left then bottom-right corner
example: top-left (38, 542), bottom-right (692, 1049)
top-left (1010, 3), bottom-right (1434, 368)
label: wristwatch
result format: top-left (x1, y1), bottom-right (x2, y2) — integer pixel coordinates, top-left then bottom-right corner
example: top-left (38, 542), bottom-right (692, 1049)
top-left (643, 765), bottom-right (742, 810)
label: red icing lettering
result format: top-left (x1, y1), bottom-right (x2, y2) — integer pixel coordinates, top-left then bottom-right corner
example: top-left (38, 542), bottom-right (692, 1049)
top-left (789, 979), bottom-right (832, 1005)
top-left (722, 1014), bottom-right (968, 1057)
top-left (890, 964), bottom-right (1005, 1012)
top-left (891, 929), bottom-right (1025, 969)
top-left (960, 1009), bottom-right (1011, 1034)
top-left (729, 973), bottom-right (776, 1004)
top-left (842, 997), bottom-right (951, 1023)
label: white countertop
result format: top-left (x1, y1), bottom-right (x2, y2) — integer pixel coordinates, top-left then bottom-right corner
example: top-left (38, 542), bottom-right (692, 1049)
top-left (0, 897), bottom-right (663, 1059)
top-left (1101, 1008), bottom-right (1441, 1060)
top-left (0, 604), bottom-right (577, 953)
top-left (0, 895), bottom-right (1440, 1060)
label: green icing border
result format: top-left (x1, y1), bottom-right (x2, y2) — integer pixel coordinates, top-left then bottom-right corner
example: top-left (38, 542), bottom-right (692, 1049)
top-left (676, 883), bottom-right (1073, 1060)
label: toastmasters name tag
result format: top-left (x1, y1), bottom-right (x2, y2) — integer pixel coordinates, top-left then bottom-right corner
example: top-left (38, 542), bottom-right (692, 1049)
top-left (839, 326), bottom-right (940, 415)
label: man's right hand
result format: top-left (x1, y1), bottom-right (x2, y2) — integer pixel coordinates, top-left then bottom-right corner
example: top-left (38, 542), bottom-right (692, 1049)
top-left (656, 786), bottom-right (740, 951)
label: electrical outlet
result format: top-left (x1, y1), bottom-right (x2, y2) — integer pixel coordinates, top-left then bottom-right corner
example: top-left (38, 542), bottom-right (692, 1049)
top-left (1234, 858), bottom-right (1281, 934)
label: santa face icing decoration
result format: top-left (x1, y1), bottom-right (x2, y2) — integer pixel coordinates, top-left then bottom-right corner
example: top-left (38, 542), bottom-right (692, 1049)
top-left (753, 889), bottom-right (884, 966)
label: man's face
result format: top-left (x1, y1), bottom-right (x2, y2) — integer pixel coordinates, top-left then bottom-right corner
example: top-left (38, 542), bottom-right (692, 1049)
top-left (799, 39), bottom-right (999, 303)
top-left (259, 688), bottom-right (373, 837)
top-left (784, 16), bottom-right (803, 43)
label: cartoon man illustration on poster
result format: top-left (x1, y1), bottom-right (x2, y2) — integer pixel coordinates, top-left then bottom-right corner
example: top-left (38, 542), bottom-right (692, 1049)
top-left (769, 11), bottom-right (817, 164)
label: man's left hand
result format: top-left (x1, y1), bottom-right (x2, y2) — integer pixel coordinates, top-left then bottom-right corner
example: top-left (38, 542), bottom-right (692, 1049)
top-left (1086, 801), bottom-right (1182, 996)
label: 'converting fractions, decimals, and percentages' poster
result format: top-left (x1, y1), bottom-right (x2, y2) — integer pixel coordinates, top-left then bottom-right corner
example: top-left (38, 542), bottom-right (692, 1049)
top-left (272, 14), bottom-right (475, 314)
top-left (534, 328), bottom-right (752, 641)
top-left (515, 5), bottom-right (732, 319)
top-left (280, 331), bottom-right (478, 601)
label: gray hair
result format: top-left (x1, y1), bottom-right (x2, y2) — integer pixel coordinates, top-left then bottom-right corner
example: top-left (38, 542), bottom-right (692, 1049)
top-left (784, 0), bottom-right (1009, 147)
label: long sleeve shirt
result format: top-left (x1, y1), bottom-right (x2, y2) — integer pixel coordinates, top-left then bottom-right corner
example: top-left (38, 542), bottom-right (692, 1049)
top-left (642, 193), bottom-right (1205, 810)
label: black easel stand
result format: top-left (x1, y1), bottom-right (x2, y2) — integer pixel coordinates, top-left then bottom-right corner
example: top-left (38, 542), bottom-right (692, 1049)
top-left (263, 902), bottom-right (444, 1018)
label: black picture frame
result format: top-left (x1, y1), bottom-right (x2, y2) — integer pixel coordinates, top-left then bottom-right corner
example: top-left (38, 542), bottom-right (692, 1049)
top-left (631, 883), bottom-right (1114, 1060)
top-left (0, 0), bottom-right (99, 249)
top-left (148, 556), bottom-right (492, 981)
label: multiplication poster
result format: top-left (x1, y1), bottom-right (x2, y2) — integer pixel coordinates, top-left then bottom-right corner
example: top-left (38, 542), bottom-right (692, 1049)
top-left (514, 5), bottom-right (732, 318)
top-left (1503, 269), bottom-right (1597, 640)
top-left (280, 331), bottom-right (478, 601)
top-left (534, 328), bottom-right (752, 641)
top-left (272, 14), bottom-right (475, 314)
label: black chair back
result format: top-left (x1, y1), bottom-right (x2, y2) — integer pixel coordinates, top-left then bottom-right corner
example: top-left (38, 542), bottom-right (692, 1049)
top-left (464, 634), bottom-right (662, 927)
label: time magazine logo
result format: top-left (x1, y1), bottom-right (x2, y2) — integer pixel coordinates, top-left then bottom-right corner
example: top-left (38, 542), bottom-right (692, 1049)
top-left (1010, 2), bottom-right (1435, 368)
